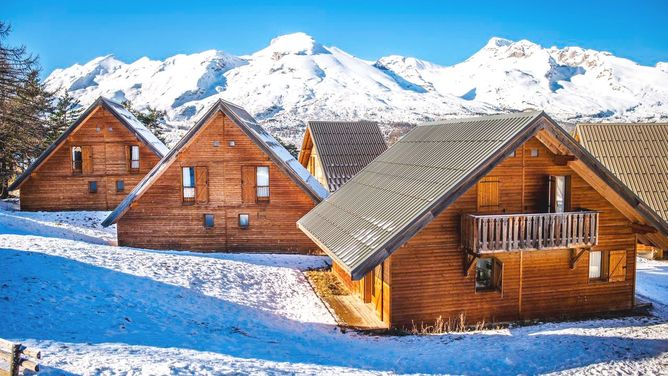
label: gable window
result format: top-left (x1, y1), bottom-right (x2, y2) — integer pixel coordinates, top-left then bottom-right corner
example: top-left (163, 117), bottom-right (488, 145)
top-left (239, 213), bottom-right (250, 229)
top-left (530, 148), bottom-right (539, 157)
top-left (72, 146), bottom-right (83, 174)
top-left (182, 167), bottom-right (196, 203)
top-left (127, 145), bottom-right (140, 172)
top-left (477, 176), bottom-right (500, 212)
top-left (256, 166), bottom-right (270, 201)
top-left (549, 175), bottom-right (571, 213)
top-left (475, 258), bottom-right (502, 292)
top-left (116, 180), bottom-right (124, 193)
top-left (203, 214), bottom-right (214, 228)
top-left (88, 181), bottom-right (97, 193)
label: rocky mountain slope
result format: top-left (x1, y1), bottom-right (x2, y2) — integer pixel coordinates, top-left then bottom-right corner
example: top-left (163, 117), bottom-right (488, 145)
top-left (45, 33), bottom-right (668, 145)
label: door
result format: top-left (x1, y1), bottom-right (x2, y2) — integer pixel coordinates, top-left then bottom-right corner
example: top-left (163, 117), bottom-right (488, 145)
top-left (371, 264), bottom-right (383, 320)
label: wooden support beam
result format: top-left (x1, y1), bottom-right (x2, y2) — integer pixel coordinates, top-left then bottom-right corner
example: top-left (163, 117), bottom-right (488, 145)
top-left (554, 155), bottom-right (576, 166)
top-left (630, 222), bottom-right (657, 234)
top-left (570, 248), bottom-right (587, 269)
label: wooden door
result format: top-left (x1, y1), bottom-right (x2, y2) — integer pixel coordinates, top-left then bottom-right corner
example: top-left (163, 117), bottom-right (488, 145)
top-left (241, 166), bottom-right (256, 203)
top-left (608, 250), bottom-right (627, 282)
top-left (371, 264), bottom-right (383, 319)
top-left (195, 166), bottom-right (209, 204)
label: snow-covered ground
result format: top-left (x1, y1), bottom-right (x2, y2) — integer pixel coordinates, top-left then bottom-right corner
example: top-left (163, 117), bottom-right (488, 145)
top-left (1, 203), bottom-right (667, 375)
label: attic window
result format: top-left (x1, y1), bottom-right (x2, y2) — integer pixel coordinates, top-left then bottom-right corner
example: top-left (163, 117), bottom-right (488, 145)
top-left (508, 150), bottom-right (516, 157)
top-left (530, 148), bottom-right (539, 157)
top-left (213, 141), bottom-right (221, 147)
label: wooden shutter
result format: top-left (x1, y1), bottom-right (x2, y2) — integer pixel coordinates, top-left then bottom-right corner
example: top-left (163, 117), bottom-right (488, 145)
top-left (124, 145), bottom-right (131, 172)
top-left (477, 177), bottom-right (500, 212)
top-left (81, 146), bottom-right (93, 174)
top-left (241, 166), bottom-right (256, 203)
top-left (195, 166), bottom-right (208, 204)
top-left (493, 259), bottom-right (503, 291)
top-left (548, 176), bottom-right (556, 212)
top-left (608, 250), bottom-right (627, 282)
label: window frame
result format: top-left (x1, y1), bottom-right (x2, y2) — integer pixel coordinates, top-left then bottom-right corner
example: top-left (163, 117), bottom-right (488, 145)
top-left (72, 146), bottom-right (83, 175)
top-left (88, 181), bottom-right (97, 194)
top-left (255, 166), bottom-right (270, 202)
top-left (116, 180), bottom-right (125, 193)
top-left (129, 145), bottom-right (140, 172)
top-left (182, 166), bottom-right (196, 205)
top-left (588, 250), bottom-right (610, 283)
top-left (239, 213), bottom-right (250, 229)
top-left (474, 257), bottom-right (503, 293)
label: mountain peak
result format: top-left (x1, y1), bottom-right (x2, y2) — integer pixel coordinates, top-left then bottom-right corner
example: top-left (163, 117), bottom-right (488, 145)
top-left (256, 32), bottom-right (329, 57)
top-left (486, 37), bottom-right (514, 48)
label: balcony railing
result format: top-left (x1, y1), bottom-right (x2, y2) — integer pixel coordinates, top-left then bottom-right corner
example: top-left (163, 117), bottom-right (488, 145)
top-left (461, 211), bottom-right (599, 254)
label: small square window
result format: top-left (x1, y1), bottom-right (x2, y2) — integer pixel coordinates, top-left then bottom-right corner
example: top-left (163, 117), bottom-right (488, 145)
top-left (116, 180), bottom-right (124, 192)
top-left (239, 214), bottom-right (250, 229)
top-left (508, 150), bottom-right (516, 157)
top-left (229, 140), bottom-right (236, 147)
top-left (530, 148), bottom-right (539, 157)
top-left (88, 181), bottom-right (97, 193)
top-left (213, 140), bottom-right (221, 147)
top-left (204, 214), bottom-right (214, 228)
top-left (475, 258), bottom-right (502, 292)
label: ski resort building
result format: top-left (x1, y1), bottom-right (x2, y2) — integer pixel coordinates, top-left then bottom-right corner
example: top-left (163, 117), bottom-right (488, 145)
top-left (574, 123), bottom-right (668, 259)
top-left (103, 99), bottom-right (328, 252)
top-left (298, 111), bottom-right (667, 328)
top-left (9, 97), bottom-right (169, 211)
top-left (298, 120), bottom-right (387, 192)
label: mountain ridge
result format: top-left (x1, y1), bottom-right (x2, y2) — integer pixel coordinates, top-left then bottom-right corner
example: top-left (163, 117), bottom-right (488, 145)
top-left (45, 32), bottom-right (668, 145)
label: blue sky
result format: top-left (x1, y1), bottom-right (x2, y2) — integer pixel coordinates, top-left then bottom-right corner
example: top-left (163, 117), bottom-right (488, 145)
top-left (4, 0), bottom-right (668, 75)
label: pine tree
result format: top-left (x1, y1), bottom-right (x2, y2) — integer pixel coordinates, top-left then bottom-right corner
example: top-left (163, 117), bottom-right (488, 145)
top-left (0, 22), bottom-right (54, 198)
top-left (122, 100), bottom-right (167, 144)
top-left (47, 91), bottom-right (81, 144)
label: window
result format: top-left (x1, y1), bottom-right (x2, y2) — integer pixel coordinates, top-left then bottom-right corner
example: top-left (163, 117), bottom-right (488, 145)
top-left (182, 167), bottom-right (195, 203)
top-left (508, 150), bottom-right (516, 158)
top-left (203, 214), bottom-right (214, 228)
top-left (130, 145), bottom-right (140, 171)
top-left (530, 148), bottom-right (539, 157)
top-left (256, 166), bottom-right (270, 201)
top-left (477, 176), bottom-right (500, 212)
top-left (475, 258), bottom-right (502, 292)
top-left (116, 180), bottom-right (124, 193)
top-left (72, 146), bottom-right (83, 174)
top-left (239, 213), bottom-right (250, 229)
top-left (549, 175), bottom-right (571, 213)
top-left (589, 251), bottom-right (602, 280)
top-left (88, 181), bottom-right (97, 193)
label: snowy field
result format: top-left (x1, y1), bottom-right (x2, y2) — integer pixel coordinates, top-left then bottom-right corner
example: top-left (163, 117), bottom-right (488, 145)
top-left (0, 202), bottom-right (667, 375)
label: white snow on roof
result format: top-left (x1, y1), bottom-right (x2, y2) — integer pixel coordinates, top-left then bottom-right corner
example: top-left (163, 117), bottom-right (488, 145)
top-left (103, 98), bottom-right (170, 156)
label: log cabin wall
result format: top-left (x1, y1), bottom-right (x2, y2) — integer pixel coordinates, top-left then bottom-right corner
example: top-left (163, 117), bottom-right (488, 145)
top-left (19, 107), bottom-right (161, 211)
top-left (116, 111), bottom-right (319, 253)
top-left (332, 259), bottom-right (392, 326)
top-left (388, 136), bottom-right (636, 328)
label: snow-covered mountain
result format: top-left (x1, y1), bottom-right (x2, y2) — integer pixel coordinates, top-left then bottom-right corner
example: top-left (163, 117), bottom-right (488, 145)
top-left (45, 32), bottom-right (668, 145)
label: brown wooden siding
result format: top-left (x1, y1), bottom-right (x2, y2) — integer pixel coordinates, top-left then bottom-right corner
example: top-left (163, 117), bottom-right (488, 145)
top-left (19, 107), bottom-right (161, 211)
top-left (388, 137), bottom-right (636, 328)
top-left (116, 111), bottom-right (319, 253)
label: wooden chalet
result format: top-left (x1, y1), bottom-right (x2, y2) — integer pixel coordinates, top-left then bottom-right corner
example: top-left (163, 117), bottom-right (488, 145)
top-left (9, 97), bottom-right (169, 211)
top-left (575, 123), bottom-right (668, 258)
top-left (298, 111), bottom-right (668, 328)
top-left (298, 121), bottom-right (387, 192)
top-left (102, 99), bottom-right (329, 252)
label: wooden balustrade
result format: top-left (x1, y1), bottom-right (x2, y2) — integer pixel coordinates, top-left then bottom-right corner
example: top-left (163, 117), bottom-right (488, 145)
top-left (461, 211), bottom-right (599, 254)
top-left (0, 338), bottom-right (40, 376)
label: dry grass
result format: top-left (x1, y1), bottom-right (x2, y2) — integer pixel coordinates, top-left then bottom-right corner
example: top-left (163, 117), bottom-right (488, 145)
top-left (305, 268), bottom-right (349, 298)
top-left (409, 313), bottom-right (499, 335)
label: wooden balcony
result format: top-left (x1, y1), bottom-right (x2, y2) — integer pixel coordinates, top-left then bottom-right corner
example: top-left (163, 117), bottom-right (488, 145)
top-left (461, 211), bottom-right (599, 254)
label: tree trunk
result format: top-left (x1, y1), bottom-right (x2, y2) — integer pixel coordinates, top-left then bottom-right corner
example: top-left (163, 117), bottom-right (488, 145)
top-left (0, 178), bottom-right (9, 199)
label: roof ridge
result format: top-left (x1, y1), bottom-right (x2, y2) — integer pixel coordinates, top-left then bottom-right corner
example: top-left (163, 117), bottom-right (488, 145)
top-left (423, 110), bottom-right (544, 126)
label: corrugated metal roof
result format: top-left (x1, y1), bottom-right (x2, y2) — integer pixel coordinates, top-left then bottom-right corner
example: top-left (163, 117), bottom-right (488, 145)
top-left (299, 112), bottom-right (668, 279)
top-left (575, 123), bottom-right (668, 223)
top-left (301, 121), bottom-right (387, 191)
top-left (9, 97), bottom-right (169, 191)
top-left (298, 111), bottom-right (545, 279)
top-left (103, 99), bottom-right (328, 227)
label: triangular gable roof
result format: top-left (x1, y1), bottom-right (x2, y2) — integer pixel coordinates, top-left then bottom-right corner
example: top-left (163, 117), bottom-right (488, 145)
top-left (574, 123), bottom-right (668, 224)
top-left (298, 120), bottom-right (387, 191)
top-left (102, 99), bottom-right (328, 227)
top-left (298, 111), bottom-right (668, 280)
top-left (9, 96), bottom-right (169, 191)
